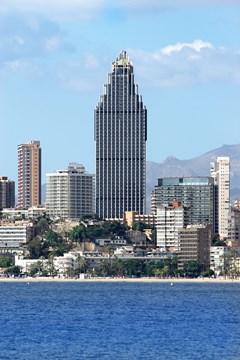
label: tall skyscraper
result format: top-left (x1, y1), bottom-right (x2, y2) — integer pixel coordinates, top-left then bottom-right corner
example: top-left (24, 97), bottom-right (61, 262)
top-left (0, 176), bottom-right (15, 209)
top-left (211, 157), bottom-right (230, 239)
top-left (95, 50), bottom-right (147, 219)
top-left (46, 163), bottom-right (95, 220)
top-left (18, 141), bottom-right (41, 208)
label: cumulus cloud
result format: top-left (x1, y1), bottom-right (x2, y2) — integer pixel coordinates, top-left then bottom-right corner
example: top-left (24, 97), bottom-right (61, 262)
top-left (130, 41), bottom-right (240, 88)
top-left (161, 40), bottom-right (213, 55)
top-left (2, 36), bottom-right (240, 90)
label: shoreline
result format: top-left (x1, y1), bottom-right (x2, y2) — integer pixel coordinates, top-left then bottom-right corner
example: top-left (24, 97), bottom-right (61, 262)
top-left (0, 276), bottom-right (240, 283)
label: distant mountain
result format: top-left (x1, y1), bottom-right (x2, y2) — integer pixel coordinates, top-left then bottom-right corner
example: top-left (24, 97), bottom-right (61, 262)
top-left (146, 144), bottom-right (240, 212)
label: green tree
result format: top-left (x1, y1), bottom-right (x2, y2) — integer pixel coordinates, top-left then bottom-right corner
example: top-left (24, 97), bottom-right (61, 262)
top-left (45, 230), bottom-right (63, 246)
top-left (69, 225), bottom-right (87, 242)
top-left (4, 265), bottom-right (22, 276)
top-left (0, 256), bottom-right (13, 268)
top-left (183, 260), bottom-right (203, 278)
top-left (36, 215), bottom-right (51, 235)
top-left (64, 267), bottom-right (75, 278)
top-left (102, 221), bottom-right (127, 237)
top-left (132, 222), bottom-right (151, 232)
top-left (29, 261), bottom-right (44, 277)
top-left (28, 238), bottom-right (49, 259)
top-left (123, 259), bottom-right (145, 278)
top-left (76, 256), bottom-right (89, 274)
top-left (46, 256), bottom-right (58, 277)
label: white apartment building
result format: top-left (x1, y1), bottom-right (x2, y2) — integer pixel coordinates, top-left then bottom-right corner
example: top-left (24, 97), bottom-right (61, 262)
top-left (156, 201), bottom-right (188, 251)
top-left (2, 206), bottom-right (46, 220)
top-left (46, 163), bottom-right (95, 221)
top-left (211, 157), bottom-right (230, 239)
top-left (0, 223), bottom-right (34, 249)
top-left (210, 246), bottom-right (228, 275)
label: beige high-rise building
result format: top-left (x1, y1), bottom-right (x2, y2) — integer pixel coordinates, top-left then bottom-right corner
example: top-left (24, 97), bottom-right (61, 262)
top-left (18, 141), bottom-right (41, 209)
top-left (211, 157), bottom-right (230, 239)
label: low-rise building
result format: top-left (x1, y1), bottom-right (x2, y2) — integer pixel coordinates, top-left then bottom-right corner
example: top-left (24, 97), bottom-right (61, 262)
top-left (0, 222), bottom-right (34, 250)
top-left (95, 238), bottom-right (127, 247)
top-left (210, 246), bottom-right (228, 275)
top-left (123, 211), bottom-right (156, 228)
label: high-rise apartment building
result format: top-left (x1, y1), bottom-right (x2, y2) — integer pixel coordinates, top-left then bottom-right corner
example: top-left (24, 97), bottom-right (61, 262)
top-left (0, 176), bottom-right (15, 209)
top-left (210, 157), bottom-right (230, 239)
top-left (156, 201), bottom-right (189, 250)
top-left (152, 177), bottom-right (216, 232)
top-left (18, 141), bottom-right (41, 208)
top-left (178, 224), bottom-right (212, 269)
top-left (46, 163), bottom-right (95, 220)
top-left (95, 50), bottom-right (147, 219)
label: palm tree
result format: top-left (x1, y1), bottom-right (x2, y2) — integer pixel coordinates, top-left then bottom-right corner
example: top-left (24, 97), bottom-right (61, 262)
top-left (76, 255), bottom-right (89, 274)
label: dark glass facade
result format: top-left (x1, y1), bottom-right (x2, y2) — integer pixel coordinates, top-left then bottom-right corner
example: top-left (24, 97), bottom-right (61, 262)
top-left (95, 51), bottom-right (147, 219)
top-left (153, 177), bottom-right (217, 232)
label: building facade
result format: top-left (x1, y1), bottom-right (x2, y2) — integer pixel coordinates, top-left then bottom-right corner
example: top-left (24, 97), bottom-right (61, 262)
top-left (0, 176), bottom-right (15, 209)
top-left (46, 163), bottom-right (95, 220)
top-left (210, 246), bottom-right (228, 275)
top-left (0, 222), bottom-right (34, 250)
top-left (211, 157), bottom-right (230, 239)
top-left (228, 207), bottom-right (240, 246)
top-left (95, 50), bottom-right (147, 219)
top-left (177, 224), bottom-right (212, 269)
top-left (17, 140), bottom-right (41, 208)
top-left (152, 177), bottom-right (216, 232)
top-left (156, 201), bottom-right (189, 250)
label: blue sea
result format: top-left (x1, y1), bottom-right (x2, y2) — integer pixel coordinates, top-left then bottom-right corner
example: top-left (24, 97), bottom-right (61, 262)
top-left (0, 281), bottom-right (240, 360)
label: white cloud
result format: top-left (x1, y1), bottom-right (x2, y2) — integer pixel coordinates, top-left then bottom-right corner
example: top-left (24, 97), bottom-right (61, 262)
top-left (161, 40), bottom-right (213, 55)
top-left (2, 39), bottom-right (240, 90)
top-left (130, 41), bottom-right (240, 88)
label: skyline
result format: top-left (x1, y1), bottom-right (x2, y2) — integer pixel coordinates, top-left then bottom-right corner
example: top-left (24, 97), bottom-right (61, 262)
top-left (1, 1), bottom-right (240, 184)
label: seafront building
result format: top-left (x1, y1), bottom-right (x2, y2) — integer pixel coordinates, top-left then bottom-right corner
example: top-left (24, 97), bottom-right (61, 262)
top-left (0, 176), bottom-right (15, 209)
top-left (17, 140), bottom-right (41, 208)
top-left (95, 50), bottom-right (147, 219)
top-left (156, 201), bottom-right (188, 250)
top-left (210, 246), bottom-right (228, 275)
top-left (228, 207), bottom-right (240, 246)
top-left (177, 224), bottom-right (212, 269)
top-left (211, 157), bottom-right (230, 239)
top-left (152, 177), bottom-right (216, 232)
top-left (46, 163), bottom-right (95, 220)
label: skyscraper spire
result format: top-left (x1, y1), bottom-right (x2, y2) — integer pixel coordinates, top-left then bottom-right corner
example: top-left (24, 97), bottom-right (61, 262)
top-left (95, 51), bottom-right (147, 219)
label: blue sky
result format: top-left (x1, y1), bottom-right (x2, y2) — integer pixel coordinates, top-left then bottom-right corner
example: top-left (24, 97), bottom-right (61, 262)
top-left (1, 0), bottom-right (240, 183)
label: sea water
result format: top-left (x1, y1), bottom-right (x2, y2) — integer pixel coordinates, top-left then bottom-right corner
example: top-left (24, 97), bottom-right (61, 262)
top-left (0, 281), bottom-right (239, 360)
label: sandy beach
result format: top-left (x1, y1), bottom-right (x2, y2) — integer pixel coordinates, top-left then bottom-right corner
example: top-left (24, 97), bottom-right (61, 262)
top-left (0, 276), bottom-right (240, 283)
